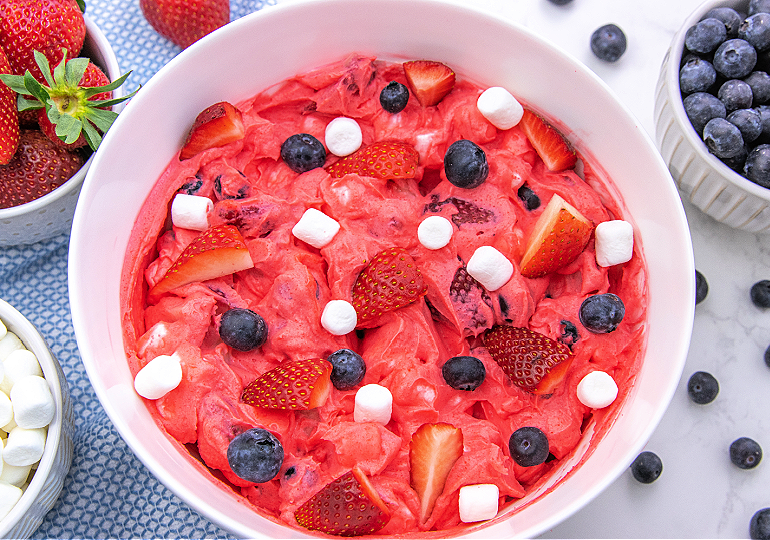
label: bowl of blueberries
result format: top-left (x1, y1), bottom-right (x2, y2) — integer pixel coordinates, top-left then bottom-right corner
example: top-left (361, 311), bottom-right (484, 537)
top-left (654, 0), bottom-right (770, 233)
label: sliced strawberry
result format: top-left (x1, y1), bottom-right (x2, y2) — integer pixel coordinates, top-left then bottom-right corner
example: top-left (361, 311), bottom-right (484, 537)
top-left (149, 224), bottom-right (254, 297)
top-left (519, 193), bottom-right (593, 278)
top-left (519, 109), bottom-right (577, 172)
top-left (241, 357), bottom-right (332, 410)
top-left (326, 140), bottom-right (418, 180)
top-left (179, 101), bottom-right (245, 160)
top-left (0, 45), bottom-right (19, 164)
top-left (351, 247), bottom-right (428, 326)
top-left (295, 466), bottom-right (390, 536)
top-left (409, 422), bottom-right (463, 524)
top-left (482, 325), bottom-right (573, 394)
top-left (402, 60), bottom-right (455, 107)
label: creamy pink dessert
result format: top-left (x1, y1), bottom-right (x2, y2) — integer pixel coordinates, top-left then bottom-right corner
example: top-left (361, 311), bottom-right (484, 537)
top-left (121, 54), bottom-right (648, 537)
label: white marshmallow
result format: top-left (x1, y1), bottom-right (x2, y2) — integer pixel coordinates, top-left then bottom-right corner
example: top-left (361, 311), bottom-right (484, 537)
top-left (476, 87), bottom-right (524, 130)
top-left (0, 460), bottom-right (31, 487)
top-left (466, 246), bottom-right (513, 292)
top-left (0, 482), bottom-right (23, 521)
top-left (0, 332), bottom-right (24, 363)
top-left (595, 220), bottom-right (633, 267)
top-left (354, 384), bottom-right (393, 425)
top-left (292, 208), bottom-right (341, 249)
top-left (0, 319), bottom-right (6, 340)
top-left (134, 353), bottom-right (183, 400)
top-left (0, 392), bottom-right (11, 427)
top-left (417, 215), bottom-right (453, 250)
top-left (325, 117), bottom-right (363, 157)
top-left (10, 376), bottom-right (55, 429)
top-left (320, 300), bottom-right (357, 336)
top-left (576, 371), bottom-right (618, 409)
top-left (1, 349), bottom-right (43, 394)
top-left (459, 483), bottom-right (500, 523)
top-left (2, 418), bottom-right (17, 433)
top-left (3, 426), bottom-right (46, 467)
top-left (171, 193), bottom-right (212, 231)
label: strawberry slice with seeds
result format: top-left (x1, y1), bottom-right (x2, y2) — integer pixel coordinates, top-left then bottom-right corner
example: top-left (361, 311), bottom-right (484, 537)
top-left (149, 224), bottom-right (254, 297)
top-left (326, 140), bottom-right (418, 180)
top-left (519, 194), bottom-right (593, 278)
top-left (409, 422), bottom-right (463, 524)
top-left (179, 101), bottom-right (245, 160)
top-left (295, 466), bottom-right (390, 536)
top-left (241, 358), bottom-right (332, 410)
top-left (403, 60), bottom-right (456, 107)
top-left (519, 109), bottom-right (577, 172)
top-left (352, 247), bottom-right (428, 326)
top-left (483, 325), bottom-right (573, 394)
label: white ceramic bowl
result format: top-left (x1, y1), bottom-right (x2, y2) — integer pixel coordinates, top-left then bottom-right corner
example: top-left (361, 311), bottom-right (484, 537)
top-left (654, 0), bottom-right (770, 233)
top-left (0, 15), bottom-right (122, 247)
top-left (68, 0), bottom-right (695, 537)
top-left (0, 299), bottom-right (74, 539)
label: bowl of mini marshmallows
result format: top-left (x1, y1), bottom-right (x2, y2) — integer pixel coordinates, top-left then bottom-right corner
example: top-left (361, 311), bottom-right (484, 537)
top-left (0, 298), bottom-right (73, 538)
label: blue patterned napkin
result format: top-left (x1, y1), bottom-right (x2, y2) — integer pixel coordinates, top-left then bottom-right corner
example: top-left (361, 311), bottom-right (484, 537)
top-left (0, 0), bottom-right (274, 537)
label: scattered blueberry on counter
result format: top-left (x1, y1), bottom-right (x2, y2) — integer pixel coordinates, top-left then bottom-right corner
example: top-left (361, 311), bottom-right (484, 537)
top-left (630, 451), bottom-right (663, 484)
top-left (764, 343), bottom-right (770, 368)
top-left (730, 436), bottom-right (763, 470)
top-left (750, 279), bottom-right (770, 307)
top-left (590, 24), bottom-right (627, 62)
top-left (687, 371), bottom-right (719, 404)
top-left (695, 269), bottom-right (709, 304)
top-left (751, 507), bottom-right (770, 540)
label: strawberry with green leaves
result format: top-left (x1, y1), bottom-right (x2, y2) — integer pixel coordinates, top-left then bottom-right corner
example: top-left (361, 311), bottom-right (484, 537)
top-left (241, 358), bottom-right (332, 410)
top-left (326, 140), bottom-right (419, 180)
top-left (140, 0), bottom-right (229, 49)
top-left (0, 45), bottom-right (19, 164)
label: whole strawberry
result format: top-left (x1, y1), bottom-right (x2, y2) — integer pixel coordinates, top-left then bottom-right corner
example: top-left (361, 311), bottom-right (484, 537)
top-left (0, 129), bottom-right (84, 209)
top-left (0, 0), bottom-right (86, 80)
top-left (140, 0), bottom-right (229, 49)
top-left (0, 45), bottom-right (19, 164)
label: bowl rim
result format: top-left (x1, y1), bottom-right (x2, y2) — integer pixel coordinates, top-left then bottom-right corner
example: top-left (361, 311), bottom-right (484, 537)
top-left (662, 0), bottom-right (770, 202)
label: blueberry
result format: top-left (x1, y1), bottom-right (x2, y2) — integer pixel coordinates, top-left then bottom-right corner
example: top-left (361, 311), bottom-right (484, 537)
top-left (509, 427), bottom-right (549, 467)
top-left (327, 348), bottom-right (366, 391)
top-left (744, 144), bottom-right (770, 187)
top-left (679, 57), bottom-right (717, 94)
top-left (227, 428), bottom-right (284, 483)
top-left (687, 371), bottom-right (719, 404)
top-left (745, 71), bottom-right (770, 104)
top-left (444, 139), bottom-right (489, 188)
top-left (379, 81), bottom-right (409, 113)
top-left (517, 183), bottom-right (541, 210)
top-left (741, 13), bottom-right (770, 52)
top-left (765, 344), bottom-right (770, 368)
top-left (686, 18), bottom-right (728, 54)
top-left (719, 79), bottom-right (754, 111)
top-left (704, 7), bottom-right (743, 38)
top-left (590, 24), bottom-right (627, 62)
top-left (751, 0), bottom-right (770, 16)
top-left (441, 355), bottom-right (486, 391)
top-left (579, 293), bottom-right (625, 334)
top-left (727, 108), bottom-right (763, 142)
top-left (750, 279), bottom-right (770, 307)
top-left (696, 269), bottom-right (709, 304)
top-left (730, 436), bottom-right (763, 469)
top-left (683, 92), bottom-right (727, 135)
top-left (722, 143), bottom-right (750, 172)
top-left (703, 117), bottom-right (745, 158)
top-left (546, 0), bottom-right (573, 4)
top-left (714, 39), bottom-right (758, 79)
top-left (280, 133), bottom-right (326, 173)
top-left (179, 178), bottom-right (203, 195)
top-left (219, 308), bottom-right (268, 351)
top-left (630, 451), bottom-right (663, 483)
top-left (751, 508), bottom-right (770, 540)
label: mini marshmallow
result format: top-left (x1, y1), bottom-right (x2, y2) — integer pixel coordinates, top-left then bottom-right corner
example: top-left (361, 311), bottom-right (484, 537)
top-left (459, 483), bottom-right (500, 523)
top-left (576, 371), bottom-right (618, 409)
top-left (292, 208), bottom-right (341, 249)
top-left (321, 300), bottom-right (357, 336)
top-left (477, 87), bottom-right (524, 130)
top-left (0, 319), bottom-right (6, 340)
top-left (134, 353), bottom-right (183, 400)
top-left (0, 460), bottom-right (31, 487)
top-left (354, 384), bottom-right (393, 425)
top-left (0, 482), bottom-right (23, 521)
top-left (10, 376), bottom-right (55, 429)
top-left (325, 116), bottom-right (363, 157)
top-left (466, 246), bottom-right (513, 292)
top-left (0, 392), bottom-right (11, 427)
top-left (0, 332), bottom-right (24, 363)
top-left (3, 426), bottom-right (46, 467)
top-left (595, 220), bottom-right (633, 267)
top-left (1, 349), bottom-right (43, 394)
top-left (2, 417), bottom-right (17, 433)
top-left (417, 215), bottom-right (453, 250)
top-left (171, 193), bottom-right (213, 231)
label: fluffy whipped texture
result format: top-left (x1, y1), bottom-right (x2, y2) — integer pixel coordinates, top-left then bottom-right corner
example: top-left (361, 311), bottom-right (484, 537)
top-left (325, 116), bottom-right (363, 157)
top-left (417, 215), bottom-right (453, 250)
top-left (10, 375), bottom-right (54, 429)
top-left (354, 384), bottom-right (393, 424)
top-left (476, 87), bottom-right (524, 130)
top-left (595, 220), bottom-right (633, 267)
top-left (292, 208), bottom-right (341, 249)
top-left (134, 353), bottom-right (183, 400)
top-left (171, 193), bottom-right (212, 231)
top-left (467, 245), bottom-right (514, 291)
top-left (459, 483), bottom-right (500, 523)
top-left (3, 426), bottom-right (46, 467)
top-left (320, 300), bottom-right (357, 336)
top-left (576, 371), bottom-right (618, 409)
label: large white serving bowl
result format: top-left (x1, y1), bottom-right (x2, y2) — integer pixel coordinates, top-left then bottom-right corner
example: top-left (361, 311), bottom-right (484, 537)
top-left (68, 0), bottom-right (695, 537)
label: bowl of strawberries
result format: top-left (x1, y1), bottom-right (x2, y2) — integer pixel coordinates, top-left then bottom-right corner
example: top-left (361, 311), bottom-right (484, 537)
top-left (0, 0), bottom-right (131, 246)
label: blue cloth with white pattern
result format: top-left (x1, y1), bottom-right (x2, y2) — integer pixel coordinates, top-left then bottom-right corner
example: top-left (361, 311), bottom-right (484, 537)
top-left (0, 0), bottom-right (274, 536)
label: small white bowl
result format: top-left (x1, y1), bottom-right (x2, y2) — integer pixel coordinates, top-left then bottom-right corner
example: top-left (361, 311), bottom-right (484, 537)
top-left (0, 15), bottom-right (122, 247)
top-left (654, 0), bottom-right (770, 233)
top-left (0, 299), bottom-right (74, 539)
